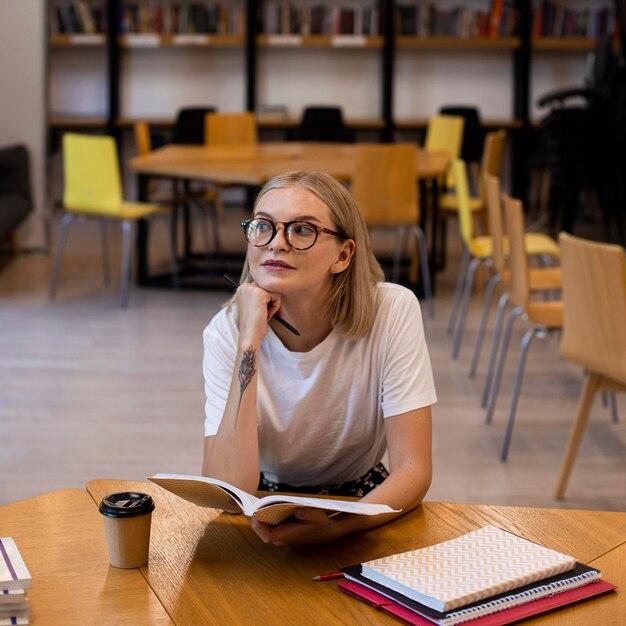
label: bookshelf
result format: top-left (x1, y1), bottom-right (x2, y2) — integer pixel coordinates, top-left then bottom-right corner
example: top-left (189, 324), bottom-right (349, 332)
top-left (46, 0), bottom-right (618, 197)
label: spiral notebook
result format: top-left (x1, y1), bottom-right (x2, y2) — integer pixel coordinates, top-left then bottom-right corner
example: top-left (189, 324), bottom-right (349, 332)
top-left (338, 577), bottom-right (616, 626)
top-left (359, 525), bottom-right (576, 612)
top-left (341, 562), bottom-right (604, 626)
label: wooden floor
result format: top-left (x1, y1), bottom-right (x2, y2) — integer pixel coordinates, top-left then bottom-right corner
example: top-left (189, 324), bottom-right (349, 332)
top-left (1, 208), bottom-right (625, 511)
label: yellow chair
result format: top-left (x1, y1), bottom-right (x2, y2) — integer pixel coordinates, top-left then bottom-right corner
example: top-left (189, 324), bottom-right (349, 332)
top-left (448, 160), bottom-right (560, 359)
top-left (49, 133), bottom-right (177, 308)
top-left (204, 112), bottom-right (258, 146)
top-left (351, 143), bottom-right (433, 316)
top-left (438, 129), bottom-right (506, 231)
top-left (424, 114), bottom-right (464, 161)
top-left (555, 232), bottom-right (626, 499)
top-left (485, 194), bottom-right (563, 461)
top-left (471, 174), bottom-right (561, 396)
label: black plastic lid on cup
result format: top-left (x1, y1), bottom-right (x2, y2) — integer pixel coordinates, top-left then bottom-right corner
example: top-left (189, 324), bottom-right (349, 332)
top-left (99, 492), bottom-right (155, 518)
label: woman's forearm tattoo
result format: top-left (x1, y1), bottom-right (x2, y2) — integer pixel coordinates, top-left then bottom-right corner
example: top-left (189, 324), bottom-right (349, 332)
top-left (236, 347), bottom-right (256, 423)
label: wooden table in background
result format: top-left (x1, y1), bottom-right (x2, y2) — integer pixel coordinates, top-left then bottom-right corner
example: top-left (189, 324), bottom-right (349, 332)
top-left (84, 479), bottom-right (626, 625)
top-left (130, 142), bottom-right (449, 290)
top-left (0, 489), bottom-right (173, 626)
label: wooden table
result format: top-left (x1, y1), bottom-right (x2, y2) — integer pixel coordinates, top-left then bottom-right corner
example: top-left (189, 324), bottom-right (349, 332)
top-left (0, 489), bottom-right (173, 626)
top-left (130, 142), bottom-right (449, 290)
top-left (84, 479), bottom-right (625, 625)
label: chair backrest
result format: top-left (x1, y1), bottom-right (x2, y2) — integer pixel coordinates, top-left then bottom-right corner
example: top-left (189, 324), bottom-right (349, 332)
top-left (559, 232), bottom-right (626, 384)
top-left (298, 106), bottom-right (347, 142)
top-left (439, 106), bottom-right (484, 163)
top-left (424, 114), bottom-right (464, 158)
top-left (481, 129), bottom-right (506, 179)
top-left (503, 194), bottom-right (530, 310)
top-left (134, 122), bottom-right (151, 155)
top-left (172, 106), bottom-right (216, 144)
top-left (204, 112), bottom-right (258, 146)
top-left (484, 173), bottom-right (506, 274)
top-left (63, 133), bottom-right (122, 214)
top-left (351, 144), bottom-right (418, 227)
top-left (451, 159), bottom-right (473, 246)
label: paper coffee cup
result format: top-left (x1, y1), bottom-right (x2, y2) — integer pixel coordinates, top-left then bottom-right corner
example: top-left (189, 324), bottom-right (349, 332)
top-left (99, 492), bottom-right (155, 568)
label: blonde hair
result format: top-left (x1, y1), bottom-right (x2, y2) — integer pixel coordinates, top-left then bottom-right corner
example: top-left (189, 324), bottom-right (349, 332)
top-left (234, 170), bottom-right (384, 338)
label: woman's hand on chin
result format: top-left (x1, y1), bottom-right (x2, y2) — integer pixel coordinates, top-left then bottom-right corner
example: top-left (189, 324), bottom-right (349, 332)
top-left (237, 282), bottom-right (282, 345)
top-left (250, 507), bottom-right (340, 546)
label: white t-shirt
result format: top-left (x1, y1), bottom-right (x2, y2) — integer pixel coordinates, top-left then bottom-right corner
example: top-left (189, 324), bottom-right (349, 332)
top-left (203, 282), bottom-right (436, 486)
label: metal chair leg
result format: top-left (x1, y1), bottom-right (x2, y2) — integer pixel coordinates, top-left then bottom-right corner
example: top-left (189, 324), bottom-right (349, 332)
top-left (469, 274), bottom-right (501, 378)
top-left (163, 213), bottom-right (179, 289)
top-left (120, 220), bottom-right (133, 309)
top-left (500, 326), bottom-right (541, 461)
top-left (485, 307), bottom-right (523, 424)
top-left (100, 219), bottom-right (110, 285)
top-left (392, 227), bottom-right (404, 283)
top-left (451, 256), bottom-right (482, 359)
top-left (414, 226), bottom-right (434, 318)
top-left (49, 212), bottom-right (75, 300)
top-left (481, 293), bottom-right (510, 408)
top-left (609, 392), bottom-right (619, 423)
top-left (447, 247), bottom-right (471, 336)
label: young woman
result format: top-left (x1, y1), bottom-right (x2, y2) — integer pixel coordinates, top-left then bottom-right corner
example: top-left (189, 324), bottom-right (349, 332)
top-left (202, 170), bottom-right (436, 546)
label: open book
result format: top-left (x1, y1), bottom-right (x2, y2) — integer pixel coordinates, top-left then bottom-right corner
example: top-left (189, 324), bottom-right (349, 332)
top-left (148, 473), bottom-right (397, 526)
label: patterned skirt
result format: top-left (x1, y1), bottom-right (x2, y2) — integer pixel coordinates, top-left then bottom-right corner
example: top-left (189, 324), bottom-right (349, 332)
top-left (258, 462), bottom-right (389, 498)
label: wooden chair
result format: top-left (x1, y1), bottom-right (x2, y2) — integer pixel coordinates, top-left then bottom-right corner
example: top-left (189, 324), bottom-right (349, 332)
top-left (204, 112), bottom-right (258, 146)
top-left (555, 232), bottom-right (626, 498)
top-left (49, 133), bottom-right (178, 308)
top-left (448, 160), bottom-right (560, 360)
top-left (471, 174), bottom-right (561, 399)
top-left (351, 143), bottom-right (433, 316)
top-left (485, 194), bottom-right (563, 461)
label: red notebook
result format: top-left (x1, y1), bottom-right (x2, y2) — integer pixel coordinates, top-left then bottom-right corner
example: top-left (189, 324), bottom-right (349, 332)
top-left (338, 579), bottom-right (616, 626)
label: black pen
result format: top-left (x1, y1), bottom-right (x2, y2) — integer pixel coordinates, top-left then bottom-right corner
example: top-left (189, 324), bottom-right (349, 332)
top-left (223, 274), bottom-right (301, 336)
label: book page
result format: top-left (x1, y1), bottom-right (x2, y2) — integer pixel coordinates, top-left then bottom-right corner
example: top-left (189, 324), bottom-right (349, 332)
top-left (254, 495), bottom-right (396, 524)
top-left (149, 474), bottom-right (259, 513)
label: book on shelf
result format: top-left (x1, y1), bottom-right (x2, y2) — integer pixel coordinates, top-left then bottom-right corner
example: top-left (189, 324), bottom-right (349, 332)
top-left (0, 538), bottom-right (31, 624)
top-left (532, 1), bottom-right (615, 39)
top-left (356, 525), bottom-right (577, 613)
top-left (340, 561), bottom-right (608, 626)
top-left (148, 473), bottom-right (398, 525)
top-left (338, 576), bottom-right (616, 626)
top-left (51, 1), bottom-right (107, 35)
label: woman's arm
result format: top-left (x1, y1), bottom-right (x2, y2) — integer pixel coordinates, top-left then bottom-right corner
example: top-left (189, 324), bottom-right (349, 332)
top-left (251, 405), bottom-right (432, 545)
top-left (202, 283), bottom-right (281, 494)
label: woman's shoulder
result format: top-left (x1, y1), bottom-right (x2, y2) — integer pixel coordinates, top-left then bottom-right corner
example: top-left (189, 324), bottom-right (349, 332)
top-left (202, 303), bottom-right (238, 343)
top-left (375, 282), bottom-right (420, 308)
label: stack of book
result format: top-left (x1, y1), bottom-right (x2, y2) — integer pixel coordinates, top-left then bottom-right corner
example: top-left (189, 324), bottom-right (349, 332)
top-left (338, 525), bottom-right (616, 625)
top-left (0, 538), bottom-right (31, 625)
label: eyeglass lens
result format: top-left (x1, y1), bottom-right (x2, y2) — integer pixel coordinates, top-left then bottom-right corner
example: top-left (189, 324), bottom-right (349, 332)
top-left (244, 219), bottom-right (318, 249)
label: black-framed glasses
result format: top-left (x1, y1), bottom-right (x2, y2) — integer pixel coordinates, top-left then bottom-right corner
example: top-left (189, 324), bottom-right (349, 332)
top-left (241, 218), bottom-right (346, 250)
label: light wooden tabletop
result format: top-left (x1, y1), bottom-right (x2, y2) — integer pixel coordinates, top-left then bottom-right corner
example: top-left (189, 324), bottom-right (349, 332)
top-left (86, 479), bottom-right (626, 625)
top-left (129, 142), bottom-right (450, 186)
top-left (0, 489), bottom-right (173, 626)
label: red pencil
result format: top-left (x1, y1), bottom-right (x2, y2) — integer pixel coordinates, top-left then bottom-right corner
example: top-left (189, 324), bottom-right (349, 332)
top-left (312, 572), bottom-right (344, 581)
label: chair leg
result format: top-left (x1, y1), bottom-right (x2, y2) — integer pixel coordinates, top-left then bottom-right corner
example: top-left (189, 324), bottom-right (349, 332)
top-left (100, 219), bottom-right (110, 285)
top-left (120, 219), bottom-right (133, 309)
top-left (555, 372), bottom-right (601, 499)
top-left (481, 293), bottom-right (510, 408)
top-left (413, 226), bottom-right (433, 318)
top-left (469, 274), bottom-right (501, 379)
top-left (163, 214), bottom-right (179, 289)
top-left (485, 306), bottom-right (523, 424)
top-left (500, 326), bottom-right (541, 461)
top-left (609, 392), bottom-right (619, 423)
top-left (392, 227), bottom-right (404, 283)
top-left (451, 256), bottom-right (482, 359)
top-left (48, 212), bottom-right (76, 300)
top-left (447, 248), bottom-right (471, 336)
